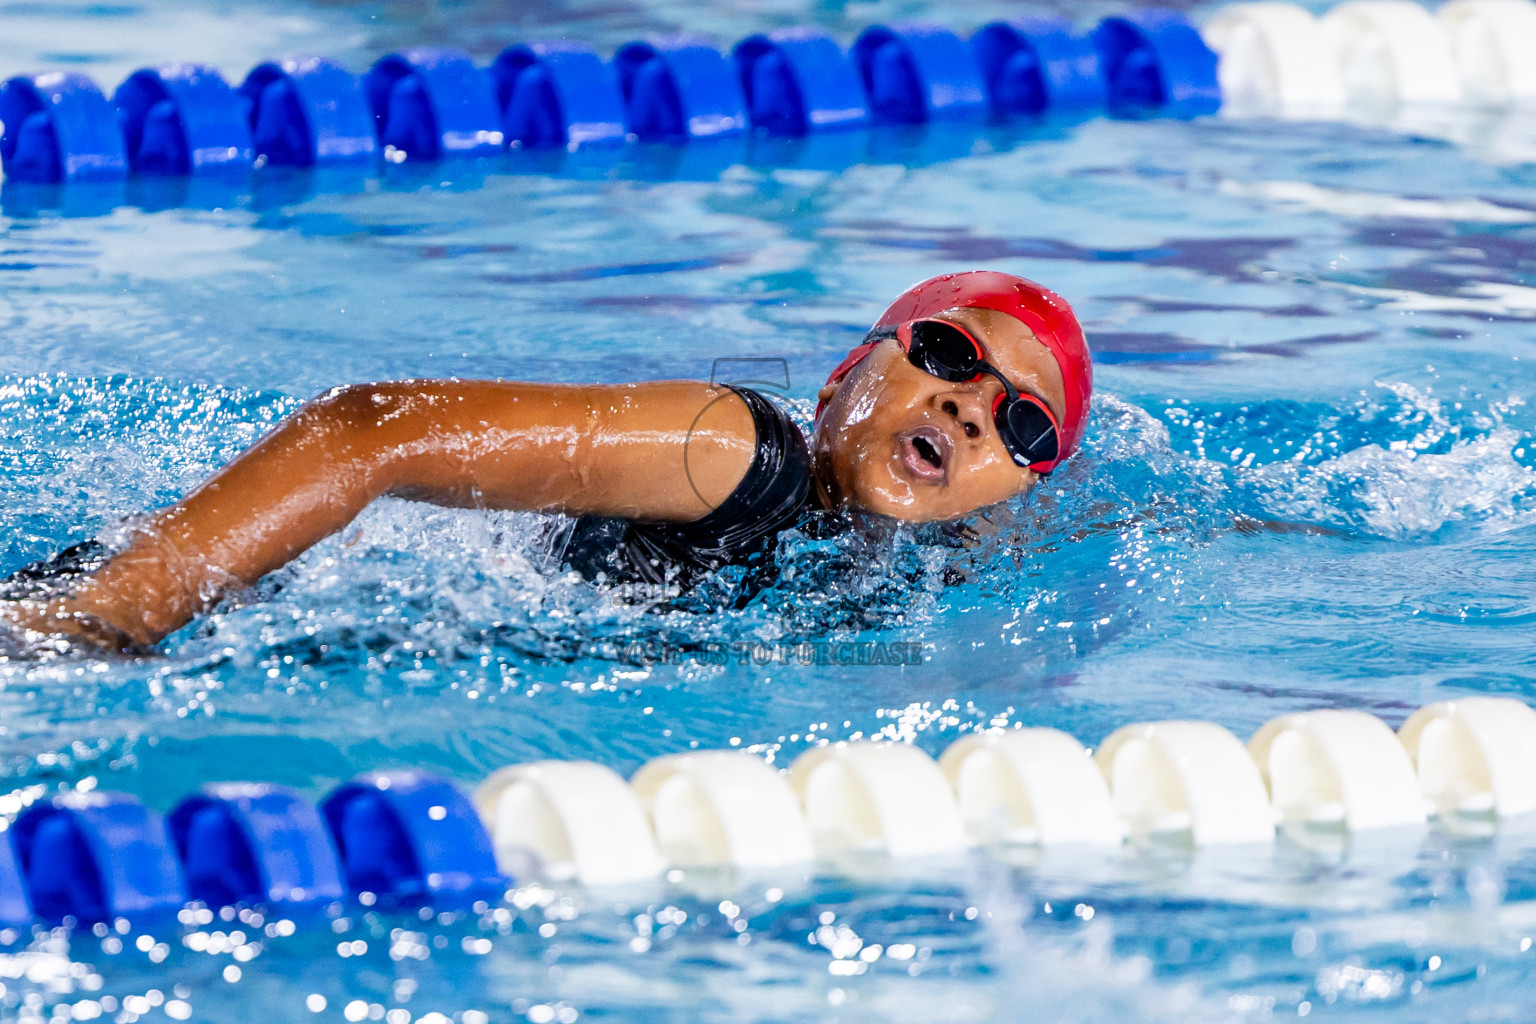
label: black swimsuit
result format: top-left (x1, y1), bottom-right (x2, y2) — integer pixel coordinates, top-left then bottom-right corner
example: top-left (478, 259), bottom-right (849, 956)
top-left (2, 538), bottom-right (111, 599)
top-left (4, 387), bottom-right (816, 598)
top-left (560, 386), bottom-right (814, 586)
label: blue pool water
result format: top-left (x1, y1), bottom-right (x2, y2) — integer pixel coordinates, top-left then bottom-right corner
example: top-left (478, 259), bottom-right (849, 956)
top-left (6, 0), bottom-right (1536, 1020)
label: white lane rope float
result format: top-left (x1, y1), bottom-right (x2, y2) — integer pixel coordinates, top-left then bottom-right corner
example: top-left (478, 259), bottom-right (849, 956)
top-left (470, 696), bottom-right (1536, 884)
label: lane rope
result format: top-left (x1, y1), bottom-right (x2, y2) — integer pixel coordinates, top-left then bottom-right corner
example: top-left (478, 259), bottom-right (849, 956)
top-left (0, 696), bottom-right (1532, 928)
top-left (2, 2), bottom-right (1532, 196)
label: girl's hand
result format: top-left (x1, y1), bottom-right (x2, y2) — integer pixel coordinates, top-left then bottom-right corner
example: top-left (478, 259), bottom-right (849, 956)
top-left (0, 596), bottom-right (148, 655)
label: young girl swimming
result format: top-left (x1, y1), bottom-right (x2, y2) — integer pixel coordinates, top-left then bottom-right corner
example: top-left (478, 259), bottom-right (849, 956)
top-left (0, 270), bottom-right (1092, 652)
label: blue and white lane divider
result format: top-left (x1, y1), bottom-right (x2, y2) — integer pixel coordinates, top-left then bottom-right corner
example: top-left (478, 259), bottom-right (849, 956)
top-left (8, 1), bottom-right (1536, 190)
top-left (0, 696), bottom-right (1534, 930)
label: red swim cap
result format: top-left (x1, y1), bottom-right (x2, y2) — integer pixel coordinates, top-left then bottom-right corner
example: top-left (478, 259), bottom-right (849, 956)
top-left (821, 271), bottom-right (1093, 472)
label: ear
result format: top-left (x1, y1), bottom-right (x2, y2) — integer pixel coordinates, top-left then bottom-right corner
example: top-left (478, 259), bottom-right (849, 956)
top-left (816, 382), bottom-right (839, 405)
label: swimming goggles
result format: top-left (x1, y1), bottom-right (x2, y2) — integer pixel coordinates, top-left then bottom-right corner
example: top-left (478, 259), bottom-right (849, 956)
top-left (867, 318), bottom-right (1062, 472)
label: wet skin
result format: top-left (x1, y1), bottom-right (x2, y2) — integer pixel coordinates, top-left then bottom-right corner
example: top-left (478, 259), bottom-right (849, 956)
top-left (0, 306), bottom-right (1066, 649)
top-left (811, 306), bottom-right (1068, 521)
top-left (0, 380), bottom-right (757, 647)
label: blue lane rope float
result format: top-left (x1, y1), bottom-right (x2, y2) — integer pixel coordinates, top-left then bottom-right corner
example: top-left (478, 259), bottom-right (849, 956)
top-left (1091, 9), bottom-right (1222, 113)
top-left (11, 792), bottom-right (186, 925)
top-left (970, 19), bottom-right (1107, 114)
top-left (112, 64), bottom-right (253, 175)
top-left (731, 28), bottom-right (870, 135)
top-left (167, 783), bottom-right (344, 911)
top-left (0, 73), bottom-right (127, 183)
top-left (1, 697), bottom-right (1534, 935)
top-left (615, 36), bottom-right (748, 142)
top-left (240, 57), bottom-right (377, 167)
top-left (0, 833), bottom-right (29, 930)
top-left (318, 772), bottom-right (504, 907)
top-left (490, 43), bottom-right (627, 150)
top-left (851, 23), bottom-right (989, 124)
top-left (363, 48), bottom-right (503, 162)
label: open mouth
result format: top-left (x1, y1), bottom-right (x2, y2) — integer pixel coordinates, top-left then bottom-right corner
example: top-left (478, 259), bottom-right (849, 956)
top-left (898, 425), bottom-right (951, 483)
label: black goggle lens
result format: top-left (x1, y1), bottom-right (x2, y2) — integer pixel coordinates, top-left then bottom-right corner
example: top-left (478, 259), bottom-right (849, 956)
top-left (1000, 397), bottom-right (1059, 467)
top-left (907, 320), bottom-right (982, 381)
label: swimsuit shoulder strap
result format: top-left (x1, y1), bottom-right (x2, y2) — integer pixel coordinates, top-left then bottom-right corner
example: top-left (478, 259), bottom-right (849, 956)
top-left (562, 385), bottom-right (813, 586)
top-left (681, 385), bottom-right (812, 553)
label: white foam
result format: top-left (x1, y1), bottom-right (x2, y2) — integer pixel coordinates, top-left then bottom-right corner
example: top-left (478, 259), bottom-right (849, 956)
top-left (1334, 280), bottom-right (1536, 317)
top-left (1218, 178), bottom-right (1536, 223)
top-left (1256, 422), bottom-right (1536, 538)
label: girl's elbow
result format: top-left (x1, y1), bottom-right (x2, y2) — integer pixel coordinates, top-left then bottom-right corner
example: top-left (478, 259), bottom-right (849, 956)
top-left (289, 383), bottom-right (419, 485)
top-left (298, 382), bottom-right (423, 439)
top-left (304, 382), bottom-right (392, 420)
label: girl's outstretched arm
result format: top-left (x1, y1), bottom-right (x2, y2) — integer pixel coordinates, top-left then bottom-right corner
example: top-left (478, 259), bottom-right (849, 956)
top-left (3, 379), bottom-right (756, 647)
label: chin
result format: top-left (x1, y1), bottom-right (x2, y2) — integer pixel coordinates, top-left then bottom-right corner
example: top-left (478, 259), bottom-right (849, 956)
top-left (846, 473), bottom-right (940, 522)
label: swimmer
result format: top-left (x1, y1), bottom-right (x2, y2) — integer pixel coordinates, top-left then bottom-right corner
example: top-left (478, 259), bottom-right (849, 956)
top-left (0, 270), bottom-right (1091, 653)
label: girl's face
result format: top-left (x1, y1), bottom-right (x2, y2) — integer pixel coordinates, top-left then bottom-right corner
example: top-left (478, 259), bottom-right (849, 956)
top-left (812, 306), bottom-right (1067, 521)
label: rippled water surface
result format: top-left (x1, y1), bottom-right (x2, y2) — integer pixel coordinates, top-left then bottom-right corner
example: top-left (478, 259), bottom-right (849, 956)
top-left (5, 0), bottom-right (1536, 1021)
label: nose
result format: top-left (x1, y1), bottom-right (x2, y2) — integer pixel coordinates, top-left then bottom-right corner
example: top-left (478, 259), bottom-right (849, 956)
top-left (939, 390), bottom-right (991, 441)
